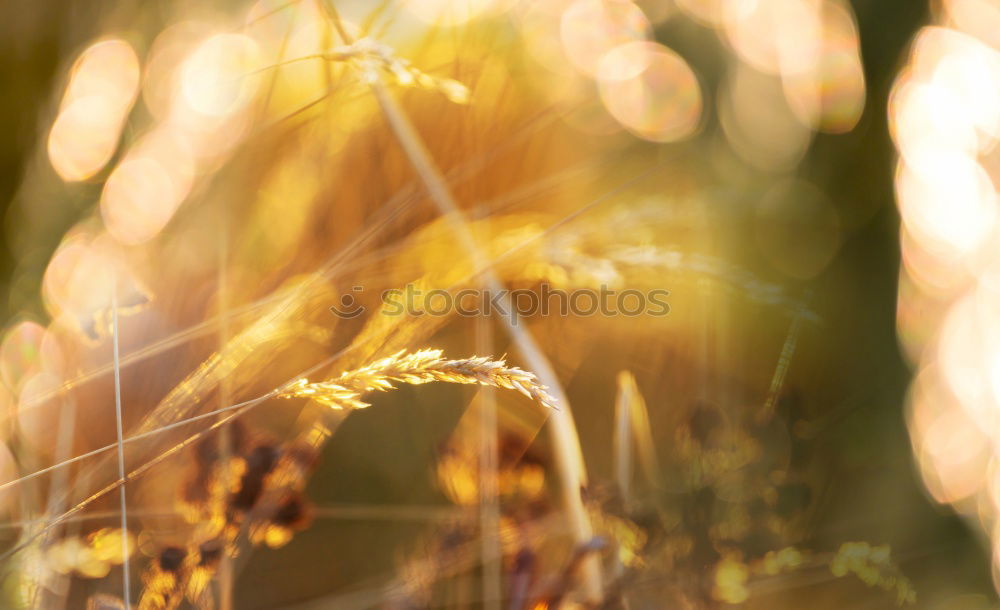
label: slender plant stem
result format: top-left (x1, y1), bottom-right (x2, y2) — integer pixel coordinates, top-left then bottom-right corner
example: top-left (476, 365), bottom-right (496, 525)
top-left (320, 3), bottom-right (603, 600)
top-left (112, 277), bottom-right (132, 609)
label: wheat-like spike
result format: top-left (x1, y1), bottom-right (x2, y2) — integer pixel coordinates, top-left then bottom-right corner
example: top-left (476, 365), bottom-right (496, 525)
top-left (279, 349), bottom-right (557, 410)
top-left (323, 38), bottom-right (470, 104)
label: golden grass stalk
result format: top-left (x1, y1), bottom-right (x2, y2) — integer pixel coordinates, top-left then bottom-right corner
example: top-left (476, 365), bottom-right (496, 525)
top-left (254, 38), bottom-right (470, 104)
top-left (613, 371), bottom-right (661, 509)
top-left (279, 349), bottom-right (557, 410)
top-left (321, 4), bottom-right (602, 599)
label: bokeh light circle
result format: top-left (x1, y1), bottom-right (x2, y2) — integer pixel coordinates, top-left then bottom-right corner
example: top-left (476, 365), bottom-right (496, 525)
top-left (48, 39), bottom-right (140, 181)
top-left (560, 0), bottom-right (650, 77)
top-left (0, 321), bottom-right (45, 393)
top-left (180, 33), bottom-right (261, 117)
top-left (101, 158), bottom-right (187, 245)
top-left (896, 150), bottom-right (997, 259)
top-left (719, 64), bottom-right (811, 171)
top-left (17, 371), bottom-right (72, 457)
top-left (597, 41), bottom-right (703, 142)
top-left (0, 442), bottom-right (16, 513)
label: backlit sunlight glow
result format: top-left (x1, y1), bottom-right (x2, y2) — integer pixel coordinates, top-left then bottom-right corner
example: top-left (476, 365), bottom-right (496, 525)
top-left (895, 4), bottom-right (1000, 594)
top-left (403, 0), bottom-right (513, 26)
top-left (560, 0), bottom-right (651, 77)
top-left (596, 41), bottom-right (703, 142)
top-left (47, 39), bottom-right (140, 182)
top-left (6, 0), bottom-right (993, 606)
top-left (780, 0), bottom-right (866, 133)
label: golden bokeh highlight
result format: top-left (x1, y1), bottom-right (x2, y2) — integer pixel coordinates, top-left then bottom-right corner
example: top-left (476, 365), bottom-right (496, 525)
top-left (890, 78), bottom-right (978, 162)
top-left (908, 366), bottom-right (989, 505)
top-left (893, 27), bottom-right (1000, 157)
top-left (47, 98), bottom-right (127, 184)
top-left (895, 4), bottom-right (1000, 586)
top-left (722, 0), bottom-right (822, 77)
top-left (676, 0), bottom-right (866, 136)
top-left (719, 64), bottom-right (811, 171)
top-left (944, 0), bottom-right (1000, 49)
top-left (560, 0), bottom-right (650, 77)
top-left (781, 0), bottom-right (866, 133)
top-left (937, 293), bottom-right (1000, 432)
top-left (42, 236), bottom-right (119, 329)
top-left (898, 225), bottom-right (967, 299)
top-left (0, 385), bottom-right (12, 441)
top-left (896, 150), bottom-right (997, 260)
top-left (142, 22), bottom-right (215, 120)
top-left (596, 41), bottom-right (702, 142)
top-left (61, 39), bottom-right (140, 107)
top-left (101, 30), bottom-right (264, 247)
top-left (47, 39), bottom-right (140, 181)
top-left (0, 441), bottom-right (17, 513)
top-left (101, 158), bottom-right (187, 246)
top-left (246, 0), bottom-right (332, 119)
top-left (895, 264), bottom-right (949, 365)
top-left (517, 0), bottom-right (576, 75)
top-left (179, 33), bottom-right (261, 118)
top-left (670, 0), bottom-right (866, 136)
top-left (17, 371), bottom-right (72, 457)
top-left (0, 321), bottom-right (45, 393)
top-left (100, 124), bottom-right (196, 246)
